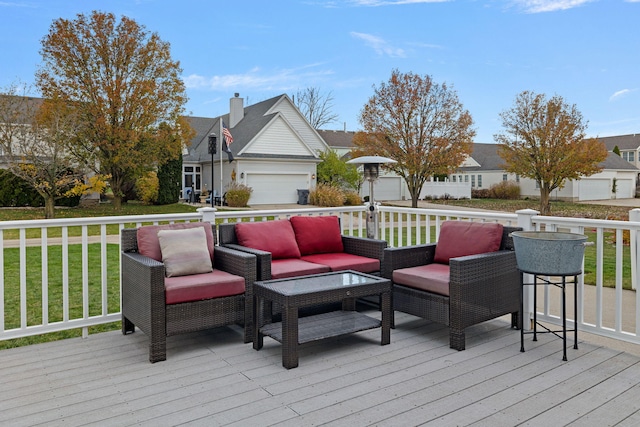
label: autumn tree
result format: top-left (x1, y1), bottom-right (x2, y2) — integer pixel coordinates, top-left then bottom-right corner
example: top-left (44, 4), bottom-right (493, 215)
top-left (36, 11), bottom-right (192, 209)
top-left (294, 87), bottom-right (339, 129)
top-left (353, 70), bottom-right (475, 208)
top-left (495, 91), bottom-right (608, 215)
top-left (0, 85), bottom-right (100, 218)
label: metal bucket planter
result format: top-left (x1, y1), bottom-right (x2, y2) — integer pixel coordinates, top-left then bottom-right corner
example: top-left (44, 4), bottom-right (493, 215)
top-left (511, 231), bottom-right (590, 276)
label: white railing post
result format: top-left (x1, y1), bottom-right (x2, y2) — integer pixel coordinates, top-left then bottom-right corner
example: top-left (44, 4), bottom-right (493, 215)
top-left (516, 209), bottom-right (539, 331)
top-left (197, 207), bottom-right (217, 225)
top-left (629, 208), bottom-right (640, 291)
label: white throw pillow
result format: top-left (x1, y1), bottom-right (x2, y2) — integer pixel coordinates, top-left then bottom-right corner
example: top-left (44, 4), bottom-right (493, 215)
top-left (157, 226), bottom-right (213, 277)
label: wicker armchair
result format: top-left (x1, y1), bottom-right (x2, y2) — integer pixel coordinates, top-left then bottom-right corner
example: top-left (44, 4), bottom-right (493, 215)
top-left (121, 224), bottom-right (257, 363)
top-left (382, 222), bottom-right (522, 351)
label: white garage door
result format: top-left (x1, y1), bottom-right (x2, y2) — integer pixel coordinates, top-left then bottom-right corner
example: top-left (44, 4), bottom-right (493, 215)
top-left (579, 179), bottom-right (610, 201)
top-left (246, 173), bottom-right (308, 205)
top-left (362, 177), bottom-right (403, 201)
top-left (616, 179), bottom-right (634, 199)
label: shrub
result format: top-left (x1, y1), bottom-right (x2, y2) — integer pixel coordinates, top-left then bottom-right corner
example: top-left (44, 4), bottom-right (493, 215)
top-left (225, 182), bottom-right (252, 207)
top-left (489, 181), bottom-right (521, 200)
top-left (343, 191), bottom-right (363, 206)
top-left (471, 188), bottom-right (491, 199)
top-left (156, 155), bottom-right (182, 205)
top-left (135, 172), bottom-right (159, 205)
top-left (309, 184), bottom-right (345, 207)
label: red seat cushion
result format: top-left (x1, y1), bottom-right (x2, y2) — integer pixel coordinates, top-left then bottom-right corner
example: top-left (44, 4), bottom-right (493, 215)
top-left (301, 253), bottom-right (380, 274)
top-left (290, 215), bottom-right (344, 255)
top-left (235, 220), bottom-right (301, 259)
top-left (434, 221), bottom-right (503, 264)
top-left (270, 258), bottom-right (331, 279)
top-left (392, 263), bottom-right (451, 296)
top-left (137, 222), bottom-right (215, 263)
top-left (164, 270), bottom-right (245, 305)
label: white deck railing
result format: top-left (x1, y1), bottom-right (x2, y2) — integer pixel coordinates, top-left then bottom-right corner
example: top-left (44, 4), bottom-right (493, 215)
top-left (1, 204), bottom-right (639, 349)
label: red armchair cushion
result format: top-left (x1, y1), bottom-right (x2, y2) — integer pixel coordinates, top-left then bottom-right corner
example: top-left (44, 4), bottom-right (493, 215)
top-left (270, 258), bottom-right (330, 279)
top-left (393, 263), bottom-right (451, 296)
top-left (137, 222), bottom-right (215, 263)
top-left (235, 220), bottom-right (301, 260)
top-left (290, 215), bottom-right (344, 255)
top-left (164, 269), bottom-right (245, 304)
top-left (301, 253), bottom-right (380, 274)
top-left (433, 221), bottom-right (503, 264)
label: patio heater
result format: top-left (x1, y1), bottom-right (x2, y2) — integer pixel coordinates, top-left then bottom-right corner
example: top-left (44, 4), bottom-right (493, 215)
top-left (208, 133), bottom-right (217, 207)
top-left (347, 156), bottom-right (397, 239)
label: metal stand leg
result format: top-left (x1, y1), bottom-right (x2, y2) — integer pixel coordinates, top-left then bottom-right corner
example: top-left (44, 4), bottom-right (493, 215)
top-left (520, 272), bottom-right (525, 353)
top-left (562, 275), bottom-right (567, 361)
top-left (574, 274), bottom-right (579, 350)
top-left (533, 275), bottom-right (538, 342)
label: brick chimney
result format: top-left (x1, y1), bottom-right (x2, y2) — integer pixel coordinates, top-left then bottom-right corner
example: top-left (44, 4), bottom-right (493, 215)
top-left (229, 93), bottom-right (244, 127)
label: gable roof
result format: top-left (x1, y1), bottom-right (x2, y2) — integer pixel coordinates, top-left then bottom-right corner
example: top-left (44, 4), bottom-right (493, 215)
top-left (183, 94), bottom-right (327, 162)
top-left (316, 130), bottom-right (356, 149)
top-left (598, 134), bottom-right (640, 151)
top-left (460, 143), bottom-right (638, 172)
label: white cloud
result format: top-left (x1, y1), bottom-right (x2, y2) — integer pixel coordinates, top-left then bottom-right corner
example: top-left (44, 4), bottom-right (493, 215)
top-left (351, 32), bottom-right (406, 57)
top-left (609, 88), bottom-right (636, 101)
top-left (350, 0), bottom-right (449, 5)
top-left (183, 64), bottom-right (334, 91)
top-left (510, 0), bottom-right (594, 13)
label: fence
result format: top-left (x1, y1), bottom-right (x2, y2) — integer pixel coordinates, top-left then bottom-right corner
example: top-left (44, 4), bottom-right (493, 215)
top-left (1, 204), bottom-right (639, 349)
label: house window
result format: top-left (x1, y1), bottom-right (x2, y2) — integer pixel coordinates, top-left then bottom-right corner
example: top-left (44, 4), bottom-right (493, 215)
top-left (623, 151), bottom-right (636, 163)
top-left (477, 175), bottom-right (482, 188)
top-left (471, 175), bottom-right (476, 187)
top-left (183, 165), bottom-right (202, 194)
top-left (503, 174), bottom-right (508, 181)
top-left (516, 174), bottom-right (520, 183)
top-left (452, 175), bottom-right (457, 182)
top-left (464, 175), bottom-right (469, 183)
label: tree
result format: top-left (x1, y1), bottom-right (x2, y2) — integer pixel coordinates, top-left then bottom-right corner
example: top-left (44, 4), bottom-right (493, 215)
top-left (316, 149), bottom-right (361, 191)
top-left (294, 87), bottom-right (339, 129)
top-left (495, 91), bottom-right (609, 215)
top-left (353, 70), bottom-right (475, 208)
top-left (36, 11), bottom-right (192, 209)
top-left (0, 85), bottom-right (96, 218)
top-left (613, 145), bottom-right (621, 156)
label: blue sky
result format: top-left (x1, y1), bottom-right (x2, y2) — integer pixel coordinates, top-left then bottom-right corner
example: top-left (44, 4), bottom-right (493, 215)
top-left (1, 0), bottom-right (639, 143)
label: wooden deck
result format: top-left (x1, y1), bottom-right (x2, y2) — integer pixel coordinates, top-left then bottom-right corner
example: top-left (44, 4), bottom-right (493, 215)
top-left (2, 309), bottom-right (640, 426)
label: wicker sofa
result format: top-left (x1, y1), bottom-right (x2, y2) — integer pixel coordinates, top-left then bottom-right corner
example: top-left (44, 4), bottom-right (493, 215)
top-left (382, 220), bottom-right (522, 351)
top-left (121, 222), bottom-right (257, 363)
top-left (218, 215), bottom-right (387, 281)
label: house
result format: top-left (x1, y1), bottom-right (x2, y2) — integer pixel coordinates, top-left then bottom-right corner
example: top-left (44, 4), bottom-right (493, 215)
top-left (456, 143), bottom-right (639, 201)
top-left (184, 94), bottom-right (329, 205)
top-left (598, 134), bottom-right (640, 168)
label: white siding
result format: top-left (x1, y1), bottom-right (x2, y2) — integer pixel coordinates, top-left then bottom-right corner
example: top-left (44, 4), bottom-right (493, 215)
top-left (243, 117), bottom-right (315, 156)
top-left (268, 98), bottom-right (328, 153)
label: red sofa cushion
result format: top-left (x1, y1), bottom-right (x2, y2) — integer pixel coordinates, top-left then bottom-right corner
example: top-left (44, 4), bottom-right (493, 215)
top-left (235, 220), bottom-right (301, 260)
top-left (392, 263), bottom-right (451, 296)
top-left (164, 269), bottom-right (245, 304)
top-left (270, 258), bottom-right (331, 279)
top-left (290, 215), bottom-right (344, 255)
top-left (434, 221), bottom-right (503, 264)
top-left (301, 253), bottom-right (380, 274)
top-left (137, 222), bottom-right (215, 263)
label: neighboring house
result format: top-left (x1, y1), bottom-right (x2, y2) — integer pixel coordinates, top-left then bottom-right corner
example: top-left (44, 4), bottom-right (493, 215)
top-left (599, 134), bottom-right (640, 168)
top-left (184, 94), bottom-right (329, 205)
top-left (457, 143), bottom-right (639, 201)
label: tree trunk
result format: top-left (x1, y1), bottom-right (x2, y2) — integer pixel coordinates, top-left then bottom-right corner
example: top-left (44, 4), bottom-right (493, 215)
top-left (539, 186), bottom-right (551, 216)
top-left (112, 194), bottom-right (122, 210)
top-left (44, 196), bottom-right (55, 219)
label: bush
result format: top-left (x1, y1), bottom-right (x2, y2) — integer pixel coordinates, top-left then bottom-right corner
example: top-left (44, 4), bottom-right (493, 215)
top-left (489, 181), bottom-right (521, 200)
top-left (471, 188), bottom-right (491, 199)
top-left (135, 172), bottom-right (159, 205)
top-left (309, 184), bottom-right (345, 207)
top-left (343, 191), bottom-right (363, 206)
top-left (156, 155), bottom-right (182, 205)
top-left (225, 182), bottom-right (252, 207)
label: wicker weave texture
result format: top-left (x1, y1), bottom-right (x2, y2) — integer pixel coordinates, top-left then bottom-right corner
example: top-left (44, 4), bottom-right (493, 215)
top-left (121, 226), bottom-right (257, 363)
top-left (383, 225), bottom-right (522, 351)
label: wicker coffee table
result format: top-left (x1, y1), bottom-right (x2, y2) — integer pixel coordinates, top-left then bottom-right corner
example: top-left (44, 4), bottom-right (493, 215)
top-left (253, 270), bottom-right (391, 369)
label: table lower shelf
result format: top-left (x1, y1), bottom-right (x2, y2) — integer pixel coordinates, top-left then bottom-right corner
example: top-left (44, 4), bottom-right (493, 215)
top-left (260, 310), bottom-right (381, 344)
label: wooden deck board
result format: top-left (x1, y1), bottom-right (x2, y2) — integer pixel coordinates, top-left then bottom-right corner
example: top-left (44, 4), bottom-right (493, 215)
top-left (1, 310), bottom-right (640, 426)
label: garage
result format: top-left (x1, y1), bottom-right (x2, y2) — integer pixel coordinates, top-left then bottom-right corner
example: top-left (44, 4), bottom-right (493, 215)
top-left (246, 173), bottom-right (309, 205)
top-left (361, 176), bottom-right (403, 201)
top-left (579, 179), bottom-right (610, 201)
